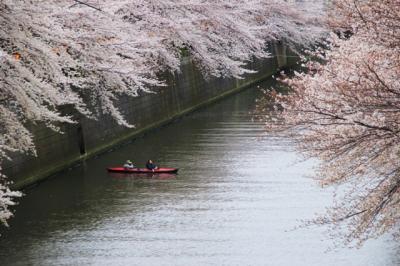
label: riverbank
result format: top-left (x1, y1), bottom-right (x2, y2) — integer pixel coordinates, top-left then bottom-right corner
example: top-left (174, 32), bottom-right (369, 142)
top-left (4, 42), bottom-right (297, 189)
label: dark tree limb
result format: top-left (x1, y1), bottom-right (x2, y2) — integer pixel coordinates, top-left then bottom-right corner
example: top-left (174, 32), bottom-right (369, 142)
top-left (70, 0), bottom-right (103, 12)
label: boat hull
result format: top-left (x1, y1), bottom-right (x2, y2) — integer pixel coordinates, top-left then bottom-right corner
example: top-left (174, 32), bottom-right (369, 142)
top-left (107, 167), bottom-right (178, 174)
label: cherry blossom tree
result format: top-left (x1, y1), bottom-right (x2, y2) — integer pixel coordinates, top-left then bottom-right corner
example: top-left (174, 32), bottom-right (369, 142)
top-left (0, 0), bottom-right (326, 226)
top-left (261, 0), bottom-right (400, 245)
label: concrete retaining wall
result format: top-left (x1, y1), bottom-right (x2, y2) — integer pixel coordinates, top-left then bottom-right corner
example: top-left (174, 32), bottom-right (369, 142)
top-left (3, 43), bottom-right (297, 189)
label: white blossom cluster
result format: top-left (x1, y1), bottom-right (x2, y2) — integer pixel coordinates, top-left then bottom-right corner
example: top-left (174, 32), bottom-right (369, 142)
top-left (0, 0), bottom-right (326, 226)
top-left (263, 0), bottom-right (400, 245)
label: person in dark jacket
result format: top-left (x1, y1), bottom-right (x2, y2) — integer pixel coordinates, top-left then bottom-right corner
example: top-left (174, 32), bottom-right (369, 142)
top-left (146, 159), bottom-right (158, 171)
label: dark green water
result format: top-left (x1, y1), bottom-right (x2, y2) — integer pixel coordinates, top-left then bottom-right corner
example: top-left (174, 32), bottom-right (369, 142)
top-left (0, 80), bottom-right (398, 265)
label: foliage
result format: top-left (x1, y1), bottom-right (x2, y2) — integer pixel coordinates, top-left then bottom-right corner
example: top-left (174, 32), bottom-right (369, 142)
top-left (263, 0), bottom-right (400, 245)
top-left (0, 0), bottom-right (326, 225)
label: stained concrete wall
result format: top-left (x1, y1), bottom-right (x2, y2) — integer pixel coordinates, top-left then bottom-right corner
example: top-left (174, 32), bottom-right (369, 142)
top-left (3, 43), bottom-right (297, 189)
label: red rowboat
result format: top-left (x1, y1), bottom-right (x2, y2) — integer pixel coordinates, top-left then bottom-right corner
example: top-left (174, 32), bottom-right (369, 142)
top-left (107, 167), bottom-right (178, 174)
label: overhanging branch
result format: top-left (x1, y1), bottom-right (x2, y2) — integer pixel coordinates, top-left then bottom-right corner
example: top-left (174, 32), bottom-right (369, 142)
top-left (71, 0), bottom-right (102, 12)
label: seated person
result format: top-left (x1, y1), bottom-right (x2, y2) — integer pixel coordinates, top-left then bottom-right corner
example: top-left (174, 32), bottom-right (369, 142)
top-left (123, 160), bottom-right (135, 169)
top-left (146, 159), bottom-right (158, 171)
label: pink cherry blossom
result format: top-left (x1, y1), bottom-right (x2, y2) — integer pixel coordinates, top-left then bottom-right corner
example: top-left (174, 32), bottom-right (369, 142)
top-left (262, 0), bottom-right (400, 245)
top-left (0, 1), bottom-right (326, 226)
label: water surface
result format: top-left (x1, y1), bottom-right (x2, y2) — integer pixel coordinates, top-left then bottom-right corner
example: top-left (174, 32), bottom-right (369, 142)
top-left (0, 80), bottom-right (398, 265)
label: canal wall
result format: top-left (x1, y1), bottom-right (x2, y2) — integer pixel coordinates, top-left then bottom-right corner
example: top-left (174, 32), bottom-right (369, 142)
top-left (4, 43), bottom-right (297, 189)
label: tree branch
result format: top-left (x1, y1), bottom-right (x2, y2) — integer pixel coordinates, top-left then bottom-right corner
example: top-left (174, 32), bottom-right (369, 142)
top-left (71, 0), bottom-right (102, 12)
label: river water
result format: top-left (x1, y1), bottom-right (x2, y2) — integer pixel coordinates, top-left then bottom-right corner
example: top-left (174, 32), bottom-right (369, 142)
top-left (0, 79), bottom-right (398, 266)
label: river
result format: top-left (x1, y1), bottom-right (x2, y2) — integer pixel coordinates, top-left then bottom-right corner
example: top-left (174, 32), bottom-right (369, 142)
top-left (0, 79), bottom-right (398, 265)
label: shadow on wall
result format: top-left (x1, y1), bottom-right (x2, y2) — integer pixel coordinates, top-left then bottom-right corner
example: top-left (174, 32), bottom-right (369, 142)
top-left (3, 41), bottom-right (296, 189)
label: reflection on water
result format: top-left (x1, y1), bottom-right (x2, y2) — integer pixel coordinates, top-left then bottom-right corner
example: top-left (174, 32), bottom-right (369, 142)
top-left (109, 173), bottom-right (178, 180)
top-left (0, 79), bottom-right (398, 266)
